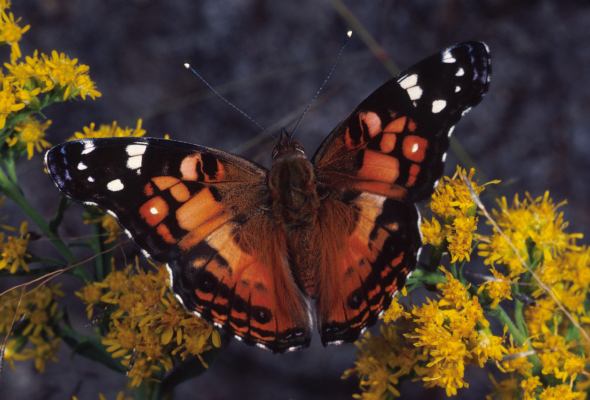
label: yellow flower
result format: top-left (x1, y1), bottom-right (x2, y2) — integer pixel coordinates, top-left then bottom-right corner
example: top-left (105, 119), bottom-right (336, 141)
top-left (472, 329), bottom-right (507, 367)
top-left (0, 284), bottom-right (63, 372)
top-left (0, 10), bottom-right (30, 61)
top-left (71, 119), bottom-right (146, 140)
top-left (430, 167), bottom-right (485, 220)
top-left (500, 341), bottom-right (534, 376)
top-left (42, 50), bottom-right (101, 100)
top-left (538, 384), bottom-right (585, 400)
top-left (478, 192), bottom-right (582, 277)
top-left (447, 215), bottom-right (477, 263)
top-left (0, 79), bottom-right (25, 129)
top-left (4, 49), bottom-right (101, 101)
top-left (77, 261), bottom-right (219, 387)
top-left (0, 221), bottom-right (31, 273)
top-left (83, 213), bottom-right (121, 244)
top-left (380, 296), bottom-right (408, 323)
top-left (532, 332), bottom-right (586, 382)
top-left (420, 217), bottom-right (444, 247)
top-left (7, 117), bottom-right (52, 159)
top-left (477, 267), bottom-right (513, 308)
top-left (521, 376), bottom-right (541, 400)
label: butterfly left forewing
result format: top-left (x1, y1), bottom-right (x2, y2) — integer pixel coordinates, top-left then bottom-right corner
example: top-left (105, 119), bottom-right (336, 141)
top-left (313, 42), bottom-right (491, 344)
top-left (46, 138), bottom-right (311, 352)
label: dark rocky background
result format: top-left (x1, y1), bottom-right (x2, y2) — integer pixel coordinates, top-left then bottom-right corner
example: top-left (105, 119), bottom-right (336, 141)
top-left (1, 0), bottom-right (589, 399)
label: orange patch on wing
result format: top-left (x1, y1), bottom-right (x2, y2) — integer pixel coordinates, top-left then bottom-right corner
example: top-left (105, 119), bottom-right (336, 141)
top-left (359, 111), bottom-right (382, 138)
top-left (143, 182), bottom-right (154, 197)
top-left (358, 150), bottom-right (400, 184)
top-left (391, 252), bottom-right (404, 267)
top-left (402, 135), bottom-right (428, 162)
top-left (406, 163), bottom-right (421, 187)
top-left (178, 212), bottom-right (231, 251)
top-left (176, 189), bottom-right (224, 231)
top-left (152, 176), bottom-right (180, 190)
top-left (344, 127), bottom-right (356, 149)
top-left (156, 223), bottom-right (176, 244)
top-left (351, 181), bottom-right (407, 200)
top-left (213, 159), bottom-right (225, 181)
top-left (139, 196), bottom-right (169, 226)
top-left (407, 118), bottom-right (417, 132)
top-left (170, 182), bottom-right (190, 202)
top-left (383, 116), bottom-right (406, 134)
top-left (380, 133), bottom-right (396, 153)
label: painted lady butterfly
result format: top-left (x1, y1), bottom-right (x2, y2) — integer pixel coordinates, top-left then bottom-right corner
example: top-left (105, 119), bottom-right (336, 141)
top-left (45, 42), bottom-right (491, 353)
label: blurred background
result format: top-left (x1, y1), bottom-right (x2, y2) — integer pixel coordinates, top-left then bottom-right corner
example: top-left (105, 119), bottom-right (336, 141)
top-left (2, 0), bottom-right (589, 398)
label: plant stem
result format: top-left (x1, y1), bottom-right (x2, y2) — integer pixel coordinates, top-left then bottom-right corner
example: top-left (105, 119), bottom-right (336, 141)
top-left (0, 162), bottom-right (89, 281)
top-left (489, 305), bottom-right (541, 372)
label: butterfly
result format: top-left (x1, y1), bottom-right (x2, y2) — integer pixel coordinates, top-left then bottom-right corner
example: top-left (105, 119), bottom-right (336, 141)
top-left (45, 41), bottom-right (491, 353)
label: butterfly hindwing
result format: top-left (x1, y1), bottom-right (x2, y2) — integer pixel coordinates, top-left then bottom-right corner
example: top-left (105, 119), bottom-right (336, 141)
top-left (313, 42), bottom-right (491, 344)
top-left (46, 138), bottom-right (311, 352)
top-left (316, 191), bottom-right (420, 344)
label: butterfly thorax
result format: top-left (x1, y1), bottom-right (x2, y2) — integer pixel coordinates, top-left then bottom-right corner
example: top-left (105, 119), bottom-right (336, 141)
top-left (268, 144), bottom-right (320, 228)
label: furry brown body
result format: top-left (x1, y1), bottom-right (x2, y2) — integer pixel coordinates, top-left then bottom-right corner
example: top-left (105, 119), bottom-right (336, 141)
top-left (268, 136), bottom-right (322, 298)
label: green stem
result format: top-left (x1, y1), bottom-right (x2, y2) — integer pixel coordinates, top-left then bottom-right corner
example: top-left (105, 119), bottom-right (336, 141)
top-left (512, 286), bottom-right (528, 336)
top-left (0, 163), bottom-right (89, 281)
top-left (488, 305), bottom-right (541, 372)
top-left (407, 268), bottom-right (446, 287)
top-left (91, 224), bottom-right (105, 280)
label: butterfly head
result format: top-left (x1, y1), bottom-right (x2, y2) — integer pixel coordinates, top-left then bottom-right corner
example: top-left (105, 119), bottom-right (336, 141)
top-left (271, 129), bottom-right (306, 161)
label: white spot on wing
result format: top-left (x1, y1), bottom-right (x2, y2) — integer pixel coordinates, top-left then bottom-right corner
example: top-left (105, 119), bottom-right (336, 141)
top-left (87, 176), bottom-right (95, 183)
top-left (455, 85), bottom-right (461, 93)
top-left (81, 141), bottom-right (95, 155)
top-left (398, 73), bottom-right (418, 89)
top-left (140, 249), bottom-right (151, 259)
top-left (149, 207), bottom-right (159, 215)
top-left (107, 179), bottom-right (124, 192)
top-left (125, 144), bottom-right (147, 156)
top-left (77, 162), bottom-right (87, 170)
top-left (126, 155), bottom-right (142, 170)
top-left (441, 152), bottom-right (448, 162)
top-left (461, 107), bottom-right (472, 116)
top-left (431, 99), bottom-right (447, 113)
top-left (442, 49), bottom-right (456, 63)
top-left (83, 201), bottom-right (98, 206)
top-left (456, 67), bottom-right (465, 77)
top-left (411, 143), bottom-right (419, 153)
top-left (407, 86), bottom-right (423, 100)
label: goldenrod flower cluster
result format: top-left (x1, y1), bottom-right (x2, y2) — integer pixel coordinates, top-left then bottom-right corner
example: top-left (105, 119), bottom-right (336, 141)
top-left (0, 220), bottom-right (31, 273)
top-left (347, 167), bottom-right (590, 398)
top-left (422, 167), bottom-right (493, 263)
top-left (0, 1), bottom-right (100, 160)
top-left (0, 284), bottom-right (64, 372)
top-left (76, 262), bottom-right (221, 388)
top-left (70, 119), bottom-right (146, 140)
top-left (346, 271), bottom-right (506, 398)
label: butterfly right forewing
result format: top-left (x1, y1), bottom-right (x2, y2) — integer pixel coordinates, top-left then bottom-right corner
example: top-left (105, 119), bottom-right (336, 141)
top-left (312, 42), bottom-right (491, 344)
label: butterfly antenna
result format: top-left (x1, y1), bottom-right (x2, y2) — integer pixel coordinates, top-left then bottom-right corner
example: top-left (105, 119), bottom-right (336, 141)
top-left (289, 30), bottom-right (353, 139)
top-left (183, 63), bottom-right (266, 132)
